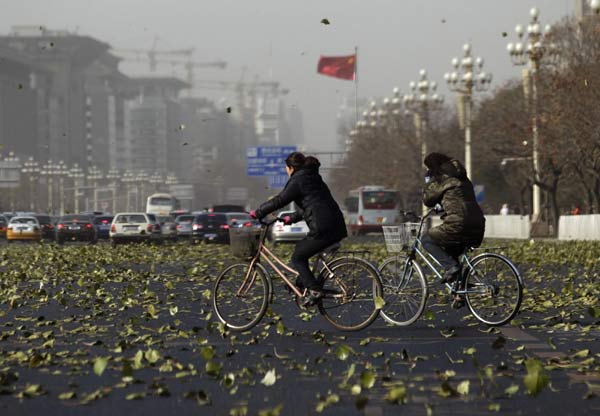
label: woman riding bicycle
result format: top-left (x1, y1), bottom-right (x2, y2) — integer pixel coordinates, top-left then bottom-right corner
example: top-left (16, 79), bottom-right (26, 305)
top-left (421, 152), bottom-right (485, 285)
top-left (250, 152), bottom-right (347, 306)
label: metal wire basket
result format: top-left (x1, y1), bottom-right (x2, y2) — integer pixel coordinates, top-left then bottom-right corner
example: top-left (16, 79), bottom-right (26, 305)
top-left (382, 223), bottom-right (420, 252)
top-left (229, 227), bottom-right (261, 259)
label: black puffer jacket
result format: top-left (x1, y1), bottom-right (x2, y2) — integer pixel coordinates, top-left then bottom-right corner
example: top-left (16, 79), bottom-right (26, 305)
top-left (423, 159), bottom-right (485, 246)
top-left (256, 167), bottom-right (347, 241)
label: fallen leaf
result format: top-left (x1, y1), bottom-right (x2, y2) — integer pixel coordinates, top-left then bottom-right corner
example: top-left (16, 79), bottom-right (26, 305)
top-left (93, 357), bottom-right (108, 376)
top-left (261, 369), bottom-right (277, 386)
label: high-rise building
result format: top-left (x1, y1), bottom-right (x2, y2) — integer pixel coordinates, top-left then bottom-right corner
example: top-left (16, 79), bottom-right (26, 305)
top-left (123, 77), bottom-right (188, 174)
top-left (0, 26), bottom-right (110, 168)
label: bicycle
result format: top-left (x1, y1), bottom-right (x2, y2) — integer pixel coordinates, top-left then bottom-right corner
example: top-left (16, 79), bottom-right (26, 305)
top-left (379, 208), bottom-right (523, 327)
top-left (212, 216), bottom-right (384, 332)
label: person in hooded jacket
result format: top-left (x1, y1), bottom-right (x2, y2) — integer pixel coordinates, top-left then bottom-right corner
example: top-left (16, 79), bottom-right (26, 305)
top-left (421, 152), bottom-right (486, 285)
top-left (250, 152), bottom-right (347, 305)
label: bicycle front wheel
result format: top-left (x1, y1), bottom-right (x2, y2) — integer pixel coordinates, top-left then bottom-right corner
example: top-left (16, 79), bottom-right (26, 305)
top-left (465, 253), bottom-right (523, 326)
top-left (317, 257), bottom-right (383, 331)
top-left (212, 263), bottom-right (269, 331)
top-left (379, 255), bottom-right (428, 326)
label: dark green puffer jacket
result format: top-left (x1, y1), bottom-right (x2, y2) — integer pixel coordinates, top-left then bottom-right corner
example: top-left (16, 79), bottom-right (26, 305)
top-left (423, 159), bottom-right (485, 246)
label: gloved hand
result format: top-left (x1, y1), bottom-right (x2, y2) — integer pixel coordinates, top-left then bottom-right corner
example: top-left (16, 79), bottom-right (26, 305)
top-left (434, 203), bottom-right (444, 213)
top-left (282, 215), bottom-right (292, 225)
top-left (249, 210), bottom-right (258, 219)
top-left (425, 169), bottom-right (433, 184)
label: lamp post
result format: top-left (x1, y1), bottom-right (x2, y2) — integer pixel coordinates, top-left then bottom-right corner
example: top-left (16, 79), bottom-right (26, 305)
top-left (69, 164), bottom-right (85, 214)
top-left (135, 171), bottom-right (149, 211)
top-left (507, 7), bottom-right (557, 220)
top-left (106, 169), bottom-right (120, 214)
top-left (444, 43), bottom-right (493, 181)
top-left (166, 173), bottom-right (179, 195)
top-left (149, 172), bottom-right (163, 193)
top-left (21, 157), bottom-right (39, 212)
top-left (56, 161), bottom-right (69, 215)
top-left (87, 166), bottom-right (104, 211)
top-left (590, 0), bottom-right (600, 14)
top-left (40, 160), bottom-right (58, 214)
top-left (403, 70), bottom-right (444, 216)
top-left (3, 152), bottom-right (21, 211)
top-left (122, 170), bottom-right (136, 211)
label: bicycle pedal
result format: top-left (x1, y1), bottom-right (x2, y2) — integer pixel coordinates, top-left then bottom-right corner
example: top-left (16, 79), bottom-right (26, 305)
top-left (451, 296), bottom-right (466, 310)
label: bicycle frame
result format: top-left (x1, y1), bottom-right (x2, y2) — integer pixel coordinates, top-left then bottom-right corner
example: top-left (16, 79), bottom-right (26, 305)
top-left (402, 210), bottom-right (487, 296)
top-left (237, 219), bottom-right (338, 299)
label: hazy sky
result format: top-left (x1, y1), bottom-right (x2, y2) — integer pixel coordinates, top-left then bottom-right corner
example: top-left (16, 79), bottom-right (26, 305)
top-left (1, 0), bottom-right (575, 150)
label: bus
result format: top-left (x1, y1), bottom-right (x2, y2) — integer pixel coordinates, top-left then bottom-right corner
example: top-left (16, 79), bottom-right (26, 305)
top-left (344, 186), bottom-right (399, 235)
top-left (146, 193), bottom-right (180, 216)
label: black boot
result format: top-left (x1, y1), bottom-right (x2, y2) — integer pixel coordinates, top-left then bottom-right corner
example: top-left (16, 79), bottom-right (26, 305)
top-left (440, 266), bottom-right (460, 284)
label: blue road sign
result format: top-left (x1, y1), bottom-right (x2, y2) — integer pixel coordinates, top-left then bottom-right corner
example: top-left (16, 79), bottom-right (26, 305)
top-left (268, 175), bottom-right (289, 189)
top-left (246, 146), bottom-right (297, 177)
top-left (474, 184), bottom-right (485, 204)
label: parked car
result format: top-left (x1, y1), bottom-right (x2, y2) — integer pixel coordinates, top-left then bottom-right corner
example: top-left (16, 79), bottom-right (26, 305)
top-left (0, 215), bottom-right (8, 239)
top-left (190, 213), bottom-right (230, 244)
top-left (175, 215), bottom-right (195, 239)
top-left (34, 214), bottom-right (55, 240)
top-left (157, 215), bottom-right (178, 242)
top-left (55, 214), bottom-right (97, 244)
top-left (110, 213), bottom-right (161, 246)
top-left (2, 212), bottom-right (15, 222)
top-left (93, 215), bottom-right (114, 239)
top-left (269, 210), bottom-right (309, 243)
top-left (145, 213), bottom-right (163, 243)
top-left (7, 216), bottom-right (42, 243)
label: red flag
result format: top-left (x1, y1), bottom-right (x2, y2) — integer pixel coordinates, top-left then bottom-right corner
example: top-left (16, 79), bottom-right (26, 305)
top-left (317, 54), bottom-right (356, 81)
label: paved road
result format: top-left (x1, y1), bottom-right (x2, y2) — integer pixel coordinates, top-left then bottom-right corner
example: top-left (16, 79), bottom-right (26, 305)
top-left (0, 240), bottom-right (598, 415)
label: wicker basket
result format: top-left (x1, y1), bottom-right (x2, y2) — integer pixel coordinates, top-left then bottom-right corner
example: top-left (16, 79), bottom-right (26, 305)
top-left (382, 223), bottom-right (420, 252)
top-left (229, 227), bottom-right (261, 259)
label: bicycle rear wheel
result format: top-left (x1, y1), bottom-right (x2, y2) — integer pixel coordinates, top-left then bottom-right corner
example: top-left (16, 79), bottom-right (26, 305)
top-left (212, 263), bottom-right (269, 331)
top-left (464, 253), bottom-right (523, 326)
top-left (317, 257), bottom-right (383, 331)
top-left (379, 255), bottom-right (428, 326)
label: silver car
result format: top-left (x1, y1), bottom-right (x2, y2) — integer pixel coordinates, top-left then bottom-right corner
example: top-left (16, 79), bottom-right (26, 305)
top-left (175, 215), bottom-right (195, 239)
top-left (157, 215), bottom-right (178, 242)
top-left (269, 210), bottom-right (309, 243)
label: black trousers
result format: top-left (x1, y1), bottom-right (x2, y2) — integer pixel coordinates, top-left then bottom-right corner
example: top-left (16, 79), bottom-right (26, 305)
top-left (291, 237), bottom-right (340, 290)
top-left (420, 233), bottom-right (464, 272)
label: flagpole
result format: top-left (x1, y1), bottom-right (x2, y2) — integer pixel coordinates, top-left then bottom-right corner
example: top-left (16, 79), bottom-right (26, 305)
top-left (354, 46), bottom-right (359, 124)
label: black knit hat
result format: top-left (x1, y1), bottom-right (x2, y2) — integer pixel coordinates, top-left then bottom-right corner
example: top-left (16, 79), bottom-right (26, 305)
top-left (424, 152), bottom-right (452, 170)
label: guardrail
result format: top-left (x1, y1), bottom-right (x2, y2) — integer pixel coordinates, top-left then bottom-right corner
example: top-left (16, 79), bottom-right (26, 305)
top-left (430, 215), bottom-right (531, 240)
top-left (558, 214), bottom-right (600, 241)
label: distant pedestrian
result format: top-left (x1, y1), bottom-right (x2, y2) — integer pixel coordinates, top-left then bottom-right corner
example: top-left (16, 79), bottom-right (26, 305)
top-left (572, 205), bottom-right (581, 215)
top-left (500, 203), bottom-right (510, 216)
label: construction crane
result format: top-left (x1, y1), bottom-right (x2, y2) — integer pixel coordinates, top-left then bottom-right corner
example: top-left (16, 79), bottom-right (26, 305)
top-left (112, 37), bottom-right (226, 87)
top-left (192, 77), bottom-right (289, 124)
top-left (111, 47), bottom-right (195, 72)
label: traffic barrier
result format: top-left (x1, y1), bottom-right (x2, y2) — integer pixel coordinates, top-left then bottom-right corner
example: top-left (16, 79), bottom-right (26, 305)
top-left (558, 215), bottom-right (600, 241)
top-left (429, 215), bottom-right (530, 239)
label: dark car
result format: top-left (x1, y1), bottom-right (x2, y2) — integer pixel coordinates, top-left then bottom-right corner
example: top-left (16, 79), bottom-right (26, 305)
top-left (34, 214), bottom-right (55, 240)
top-left (94, 215), bottom-right (114, 239)
top-left (56, 214), bottom-right (98, 244)
top-left (0, 215), bottom-right (7, 239)
top-left (191, 213), bottom-right (230, 244)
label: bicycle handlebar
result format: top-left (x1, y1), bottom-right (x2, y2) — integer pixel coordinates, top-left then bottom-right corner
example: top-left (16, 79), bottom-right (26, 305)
top-left (246, 213), bottom-right (282, 227)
